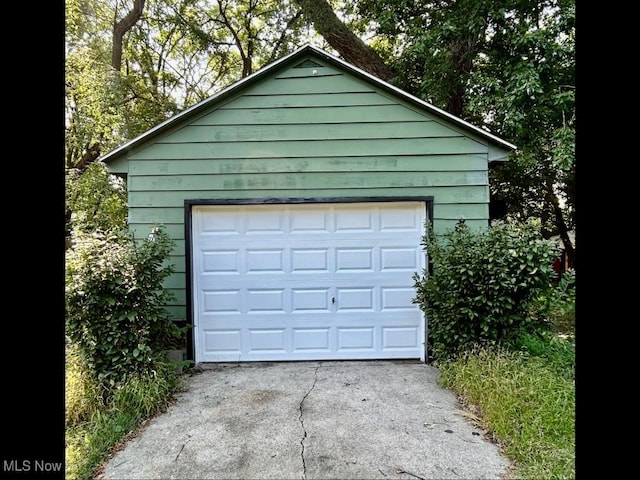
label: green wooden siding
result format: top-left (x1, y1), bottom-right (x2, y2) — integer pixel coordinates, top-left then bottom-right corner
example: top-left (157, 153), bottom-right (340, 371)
top-left (109, 54), bottom-right (511, 321)
top-left (128, 154), bottom-right (488, 175)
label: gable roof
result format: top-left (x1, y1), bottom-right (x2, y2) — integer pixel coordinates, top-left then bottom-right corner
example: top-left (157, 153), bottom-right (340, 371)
top-left (100, 43), bottom-right (516, 164)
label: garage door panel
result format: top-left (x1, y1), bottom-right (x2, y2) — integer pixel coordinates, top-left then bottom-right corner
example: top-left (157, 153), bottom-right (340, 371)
top-left (290, 209), bottom-right (330, 232)
top-left (203, 329), bottom-right (242, 355)
top-left (337, 327), bottom-right (375, 350)
top-left (382, 326), bottom-right (421, 350)
top-left (292, 288), bottom-right (331, 312)
top-left (335, 288), bottom-right (374, 311)
top-left (202, 250), bottom-right (239, 273)
top-left (247, 328), bottom-right (288, 352)
top-left (335, 248), bottom-right (374, 271)
top-left (192, 202), bottom-right (426, 362)
top-left (202, 289), bottom-right (242, 313)
top-left (246, 289), bottom-right (286, 313)
top-left (380, 247), bottom-right (420, 270)
top-left (245, 249), bottom-right (285, 273)
top-left (381, 287), bottom-right (419, 310)
top-left (291, 248), bottom-right (330, 272)
top-left (379, 205), bottom-right (423, 231)
top-left (292, 328), bottom-right (332, 351)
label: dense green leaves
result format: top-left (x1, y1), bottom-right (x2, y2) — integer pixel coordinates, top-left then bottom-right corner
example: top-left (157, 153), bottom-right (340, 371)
top-left (413, 220), bottom-right (559, 360)
top-left (356, 0), bottom-right (575, 252)
top-left (65, 162), bottom-right (128, 237)
top-left (65, 227), bottom-right (180, 389)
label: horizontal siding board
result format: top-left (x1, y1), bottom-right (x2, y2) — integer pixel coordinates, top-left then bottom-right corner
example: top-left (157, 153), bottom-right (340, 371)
top-left (161, 121), bottom-right (460, 143)
top-left (168, 289), bottom-right (186, 304)
top-left (170, 256), bottom-right (186, 273)
top-left (129, 223), bottom-right (185, 240)
top-left (128, 171), bottom-right (488, 191)
top-left (165, 305), bottom-right (186, 320)
top-left (129, 207), bottom-right (186, 223)
top-left (433, 218), bottom-right (489, 234)
top-left (164, 272), bottom-right (185, 290)
top-left (164, 292), bottom-right (184, 307)
top-left (190, 104), bottom-right (430, 126)
top-left (128, 155), bottom-right (488, 175)
top-left (433, 203), bottom-right (489, 220)
top-left (274, 65), bottom-right (343, 78)
top-left (245, 72), bottom-right (375, 95)
top-left (105, 156), bottom-right (128, 173)
top-left (128, 186), bottom-right (489, 207)
top-left (129, 137), bottom-right (487, 160)
top-left (225, 91), bottom-right (397, 108)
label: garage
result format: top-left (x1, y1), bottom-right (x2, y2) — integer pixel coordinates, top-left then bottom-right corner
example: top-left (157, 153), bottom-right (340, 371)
top-left (101, 44), bottom-right (516, 363)
top-left (190, 200), bottom-right (427, 362)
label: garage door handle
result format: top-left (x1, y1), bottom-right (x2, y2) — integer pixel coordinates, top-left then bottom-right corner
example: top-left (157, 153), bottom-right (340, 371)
top-left (332, 297), bottom-right (335, 304)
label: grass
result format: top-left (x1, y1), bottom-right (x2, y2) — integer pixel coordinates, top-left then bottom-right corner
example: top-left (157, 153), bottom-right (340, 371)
top-left (437, 332), bottom-right (575, 479)
top-left (65, 344), bottom-right (184, 480)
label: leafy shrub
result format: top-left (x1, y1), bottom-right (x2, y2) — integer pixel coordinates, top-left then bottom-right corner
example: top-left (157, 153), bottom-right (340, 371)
top-left (545, 269), bottom-right (575, 337)
top-left (413, 220), bottom-right (558, 361)
top-left (65, 162), bottom-right (128, 238)
top-left (65, 225), bottom-right (181, 389)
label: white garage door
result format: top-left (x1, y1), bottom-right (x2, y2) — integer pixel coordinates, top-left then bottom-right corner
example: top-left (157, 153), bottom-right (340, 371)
top-left (191, 201), bottom-right (426, 362)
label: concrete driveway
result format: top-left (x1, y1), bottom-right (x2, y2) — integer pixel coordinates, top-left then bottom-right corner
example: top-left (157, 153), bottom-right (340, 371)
top-left (97, 360), bottom-right (513, 480)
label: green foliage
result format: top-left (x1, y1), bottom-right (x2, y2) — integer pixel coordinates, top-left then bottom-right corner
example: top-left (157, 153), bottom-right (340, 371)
top-left (64, 45), bottom-right (128, 168)
top-left (65, 225), bottom-right (181, 389)
top-left (438, 344), bottom-right (575, 479)
top-left (66, 162), bottom-right (128, 237)
top-left (65, 342), bottom-right (105, 426)
top-left (413, 220), bottom-right (558, 360)
top-left (356, 0), bottom-right (575, 238)
top-left (65, 350), bottom-right (181, 480)
top-left (544, 268), bottom-right (575, 337)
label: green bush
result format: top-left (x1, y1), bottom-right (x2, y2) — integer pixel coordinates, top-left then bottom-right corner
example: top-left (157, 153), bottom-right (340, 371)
top-left (65, 162), bottom-right (128, 237)
top-left (65, 225), bottom-right (181, 389)
top-left (546, 269), bottom-right (575, 337)
top-left (413, 220), bottom-right (558, 361)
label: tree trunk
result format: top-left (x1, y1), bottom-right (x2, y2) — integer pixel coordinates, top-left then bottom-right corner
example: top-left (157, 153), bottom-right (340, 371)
top-left (112, 0), bottom-right (146, 73)
top-left (545, 180), bottom-right (575, 269)
top-left (295, 0), bottom-right (394, 81)
top-left (74, 142), bottom-right (102, 171)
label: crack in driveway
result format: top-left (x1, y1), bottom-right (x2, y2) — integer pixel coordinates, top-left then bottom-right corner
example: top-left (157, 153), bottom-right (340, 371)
top-left (299, 366), bottom-right (320, 480)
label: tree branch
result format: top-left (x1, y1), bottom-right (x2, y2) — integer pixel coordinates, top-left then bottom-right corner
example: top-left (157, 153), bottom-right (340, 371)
top-left (295, 0), bottom-right (394, 81)
top-left (112, 0), bottom-right (146, 72)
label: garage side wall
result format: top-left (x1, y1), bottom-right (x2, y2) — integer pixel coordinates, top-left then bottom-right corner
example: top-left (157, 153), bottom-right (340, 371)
top-left (121, 56), bottom-right (493, 321)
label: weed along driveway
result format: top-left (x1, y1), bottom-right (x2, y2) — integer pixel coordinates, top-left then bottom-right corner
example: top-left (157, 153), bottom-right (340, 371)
top-left (97, 361), bottom-right (513, 480)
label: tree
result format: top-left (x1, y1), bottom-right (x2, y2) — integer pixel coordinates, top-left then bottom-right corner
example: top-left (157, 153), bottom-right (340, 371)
top-left (65, 0), bottom-right (124, 170)
top-left (65, 162), bottom-right (128, 240)
top-left (352, 0), bottom-right (575, 265)
top-left (112, 0), bottom-right (147, 74)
